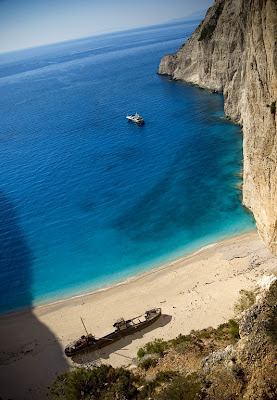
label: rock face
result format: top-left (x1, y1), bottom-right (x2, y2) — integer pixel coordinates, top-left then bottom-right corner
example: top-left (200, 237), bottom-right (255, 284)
top-left (201, 280), bottom-right (277, 399)
top-left (158, 0), bottom-right (277, 254)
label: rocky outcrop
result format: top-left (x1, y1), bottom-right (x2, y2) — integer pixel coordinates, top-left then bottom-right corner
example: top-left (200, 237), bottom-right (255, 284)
top-left (201, 277), bottom-right (277, 399)
top-left (158, 0), bottom-right (277, 254)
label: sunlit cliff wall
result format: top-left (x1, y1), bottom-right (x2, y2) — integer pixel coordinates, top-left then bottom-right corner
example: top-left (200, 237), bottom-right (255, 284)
top-left (159, 0), bottom-right (277, 253)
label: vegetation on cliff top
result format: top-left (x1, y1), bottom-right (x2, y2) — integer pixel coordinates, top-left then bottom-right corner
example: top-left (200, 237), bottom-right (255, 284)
top-left (198, 1), bottom-right (224, 42)
top-left (48, 365), bottom-right (139, 400)
top-left (233, 289), bottom-right (256, 315)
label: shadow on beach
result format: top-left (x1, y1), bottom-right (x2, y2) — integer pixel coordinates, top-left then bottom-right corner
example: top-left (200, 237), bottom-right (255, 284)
top-left (72, 314), bottom-right (172, 365)
top-left (0, 191), bottom-right (69, 399)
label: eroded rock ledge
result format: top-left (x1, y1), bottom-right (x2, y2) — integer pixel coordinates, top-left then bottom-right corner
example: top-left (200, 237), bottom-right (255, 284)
top-left (158, 0), bottom-right (277, 253)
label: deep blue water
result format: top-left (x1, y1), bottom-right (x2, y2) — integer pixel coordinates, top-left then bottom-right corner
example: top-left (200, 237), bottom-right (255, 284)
top-left (0, 21), bottom-right (255, 313)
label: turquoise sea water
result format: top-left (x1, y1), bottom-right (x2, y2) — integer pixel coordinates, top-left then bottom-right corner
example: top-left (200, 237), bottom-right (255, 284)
top-left (0, 21), bottom-right (255, 313)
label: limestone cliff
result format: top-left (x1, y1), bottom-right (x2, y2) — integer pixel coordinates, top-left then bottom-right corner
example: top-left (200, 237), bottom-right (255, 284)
top-left (158, 0), bottom-right (277, 253)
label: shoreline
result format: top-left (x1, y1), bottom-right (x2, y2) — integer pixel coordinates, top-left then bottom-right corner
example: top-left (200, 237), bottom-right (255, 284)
top-left (32, 241), bottom-right (219, 312)
top-left (1, 230), bottom-right (277, 400)
top-left (1, 231), bottom-right (249, 317)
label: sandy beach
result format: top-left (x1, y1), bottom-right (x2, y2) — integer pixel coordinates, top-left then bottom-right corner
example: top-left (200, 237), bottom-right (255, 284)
top-left (1, 230), bottom-right (276, 399)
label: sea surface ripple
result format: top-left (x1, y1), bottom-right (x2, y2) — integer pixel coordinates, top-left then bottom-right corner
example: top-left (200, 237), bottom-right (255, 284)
top-left (0, 20), bottom-right (255, 313)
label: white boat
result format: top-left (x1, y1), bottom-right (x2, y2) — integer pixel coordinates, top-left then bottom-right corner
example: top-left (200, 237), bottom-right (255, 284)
top-left (126, 113), bottom-right (144, 125)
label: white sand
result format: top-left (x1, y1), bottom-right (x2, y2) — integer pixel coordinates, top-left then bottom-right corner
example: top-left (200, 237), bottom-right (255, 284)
top-left (0, 230), bottom-right (276, 399)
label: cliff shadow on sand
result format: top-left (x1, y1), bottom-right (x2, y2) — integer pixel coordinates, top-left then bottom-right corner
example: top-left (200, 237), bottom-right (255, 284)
top-left (0, 190), bottom-right (70, 400)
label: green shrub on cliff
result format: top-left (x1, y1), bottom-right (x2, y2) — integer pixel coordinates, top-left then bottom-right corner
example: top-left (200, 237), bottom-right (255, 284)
top-left (139, 357), bottom-right (158, 370)
top-left (137, 371), bottom-right (179, 399)
top-left (137, 338), bottom-right (169, 358)
top-left (156, 373), bottom-right (202, 400)
top-left (228, 319), bottom-right (240, 339)
top-left (234, 289), bottom-right (256, 315)
top-left (48, 365), bottom-right (138, 400)
top-left (214, 319), bottom-right (240, 340)
top-left (264, 280), bottom-right (277, 344)
top-left (198, 1), bottom-right (224, 41)
top-left (191, 319), bottom-right (240, 342)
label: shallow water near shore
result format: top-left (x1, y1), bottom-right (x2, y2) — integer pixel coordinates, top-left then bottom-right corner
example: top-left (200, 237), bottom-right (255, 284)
top-left (0, 20), bottom-right (255, 313)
